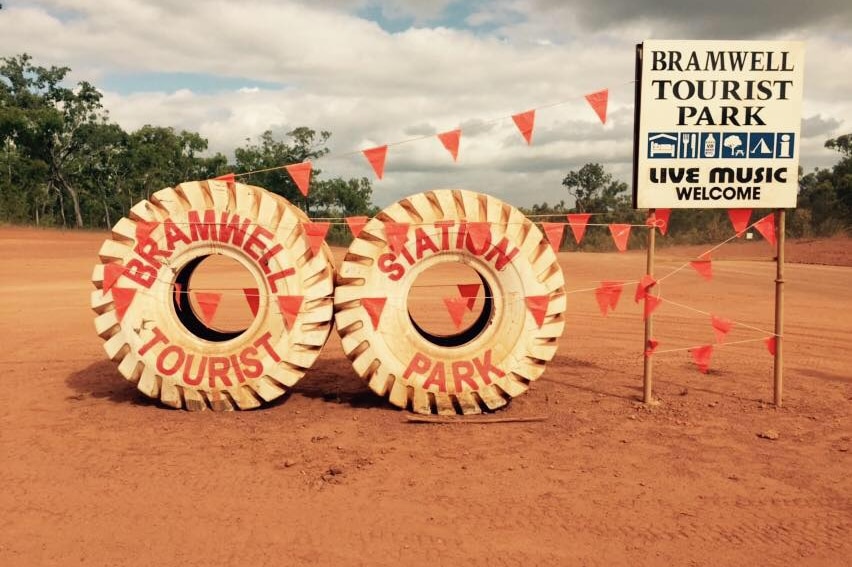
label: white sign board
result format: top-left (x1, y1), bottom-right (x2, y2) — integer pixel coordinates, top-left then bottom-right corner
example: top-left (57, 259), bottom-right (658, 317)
top-left (633, 40), bottom-right (805, 209)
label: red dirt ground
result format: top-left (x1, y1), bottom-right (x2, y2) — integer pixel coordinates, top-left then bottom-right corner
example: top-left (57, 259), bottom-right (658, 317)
top-left (1, 226), bottom-right (850, 567)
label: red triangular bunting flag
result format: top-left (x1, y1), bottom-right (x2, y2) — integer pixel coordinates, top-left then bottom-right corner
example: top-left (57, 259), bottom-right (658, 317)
top-left (277, 295), bottom-right (303, 330)
top-left (195, 292), bottom-right (222, 326)
top-left (690, 259), bottom-right (713, 281)
top-left (443, 297), bottom-right (469, 330)
top-left (457, 283), bottom-right (480, 311)
top-left (754, 213), bottom-right (777, 247)
top-left (566, 213), bottom-right (592, 244)
top-left (647, 209), bottom-right (671, 235)
top-left (603, 281), bottom-right (623, 311)
top-left (174, 282), bottom-right (183, 308)
top-left (656, 209), bottom-right (671, 235)
top-left (654, 209), bottom-right (672, 236)
top-left (584, 89), bottom-right (609, 124)
top-left (594, 281), bottom-right (623, 317)
top-left (362, 297), bottom-right (387, 330)
top-left (467, 222), bottom-right (491, 252)
top-left (727, 209), bottom-right (752, 237)
top-left (765, 336), bottom-right (777, 356)
top-left (512, 109), bottom-right (535, 145)
top-left (594, 286), bottom-right (611, 316)
top-left (643, 295), bottom-right (662, 320)
top-left (645, 338), bottom-right (659, 357)
top-left (102, 263), bottom-right (125, 293)
top-left (634, 274), bottom-right (657, 303)
top-left (214, 173), bottom-right (236, 183)
top-left (541, 222), bottom-right (565, 253)
top-left (437, 129), bottom-right (461, 161)
top-left (362, 145), bottom-right (388, 179)
top-left (346, 216), bottom-right (368, 238)
top-left (609, 223), bottom-right (631, 252)
top-left (594, 287), bottom-right (610, 316)
top-left (112, 287), bottom-right (137, 322)
top-left (135, 220), bottom-right (158, 244)
top-left (525, 295), bottom-right (549, 328)
top-left (243, 288), bottom-right (260, 317)
top-left (384, 221), bottom-right (409, 254)
top-left (285, 161), bottom-right (312, 197)
top-left (690, 344), bottom-right (714, 373)
top-left (711, 315), bottom-right (734, 343)
top-left (301, 221), bottom-right (330, 256)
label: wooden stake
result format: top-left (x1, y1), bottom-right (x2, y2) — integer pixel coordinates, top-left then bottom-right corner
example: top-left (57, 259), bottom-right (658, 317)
top-left (405, 415), bottom-right (547, 424)
top-left (774, 209), bottom-right (786, 407)
top-left (643, 209), bottom-right (656, 404)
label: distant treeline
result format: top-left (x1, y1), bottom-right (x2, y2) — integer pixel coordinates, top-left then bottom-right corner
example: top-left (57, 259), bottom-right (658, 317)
top-left (0, 54), bottom-right (374, 232)
top-left (1, 53), bottom-right (850, 247)
top-left (521, 136), bottom-right (851, 249)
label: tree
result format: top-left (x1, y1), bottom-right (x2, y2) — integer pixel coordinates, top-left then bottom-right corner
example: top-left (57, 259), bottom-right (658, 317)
top-left (123, 125), bottom-right (225, 204)
top-left (235, 128), bottom-right (331, 210)
top-left (71, 122), bottom-right (128, 227)
top-left (310, 176), bottom-right (374, 217)
top-left (561, 162), bottom-right (631, 214)
top-left (0, 54), bottom-right (375, 229)
top-left (823, 134), bottom-right (852, 218)
top-left (797, 134), bottom-right (852, 235)
top-left (0, 53), bottom-right (106, 227)
top-left (825, 134), bottom-right (852, 158)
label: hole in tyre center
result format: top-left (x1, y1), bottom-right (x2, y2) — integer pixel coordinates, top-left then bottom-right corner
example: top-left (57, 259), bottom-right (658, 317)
top-left (407, 262), bottom-right (493, 348)
top-left (173, 254), bottom-right (259, 342)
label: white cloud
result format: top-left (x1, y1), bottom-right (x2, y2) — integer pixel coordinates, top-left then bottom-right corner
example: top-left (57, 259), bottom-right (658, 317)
top-left (2, 1), bottom-right (850, 208)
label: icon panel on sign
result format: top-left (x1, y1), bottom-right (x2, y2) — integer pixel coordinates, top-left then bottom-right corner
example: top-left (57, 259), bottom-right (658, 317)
top-left (699, 133), bottom-right (720, 159)
top-left (775, 133), bottom-right (795, 158)
top-left (749, 133), bottom-right (776, 158)
top-left (679, 132), bottom-right (699, 158)
top-left (647, 133), bottom-right (678, 159)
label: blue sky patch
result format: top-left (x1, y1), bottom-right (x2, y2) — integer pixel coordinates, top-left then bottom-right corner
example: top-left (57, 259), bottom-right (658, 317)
top-left (356, 0), bottom-right (508, 33)
top-left (356, 3), bottom-right (414, 33)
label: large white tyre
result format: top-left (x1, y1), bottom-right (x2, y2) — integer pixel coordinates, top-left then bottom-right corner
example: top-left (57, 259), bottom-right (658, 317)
top-left (91, 179), bottom-right (335, 411)
top-left (334, 189), bottom-right (566, 415)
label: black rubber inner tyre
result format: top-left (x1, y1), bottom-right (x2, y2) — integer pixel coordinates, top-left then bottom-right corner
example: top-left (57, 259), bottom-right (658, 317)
top-left (407, 272), bottom-right (493, 348)
top-left (172, 255), bottom-right (246, 343)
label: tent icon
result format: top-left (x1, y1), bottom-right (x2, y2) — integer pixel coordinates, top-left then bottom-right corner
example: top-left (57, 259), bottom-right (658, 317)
top-left (754, 138), bottom-right (771, 154)
top-left (749, 133), bottom-right (776, 158)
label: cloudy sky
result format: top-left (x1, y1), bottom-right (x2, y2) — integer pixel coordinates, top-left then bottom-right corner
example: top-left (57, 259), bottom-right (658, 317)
top-left (1, 0), bottom-right (850, 207)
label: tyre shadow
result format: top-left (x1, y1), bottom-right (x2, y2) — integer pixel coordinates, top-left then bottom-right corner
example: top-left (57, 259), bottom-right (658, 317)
top-left (65, 359), bottom-right (157, 406)
top-left (292, 356), bottom-right (391, 410)
top-left (543, 377), bottom-right (642, 402)
top-left (66, 357), bottom-right (390, 410)
top-left (542, 355), bottom-right (640, 401)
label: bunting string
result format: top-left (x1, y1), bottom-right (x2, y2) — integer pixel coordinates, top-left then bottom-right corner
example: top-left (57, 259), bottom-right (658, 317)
top-left (123, 218), bottom-right (654, 229)
top-left (651, 337), bottom-right (773, 355)
top-left (112, 281), bottom-right (778, 335)
top-left (656, 214), bottom-right (776, 284)
top-left (654, 295), bottom-right (778, 337)
top-left (108, 202), bottom-right (781, 373)
top-left (113, 209), bottom-right (775, 305)
top-left (224, 80), bottom-right (635, 189)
